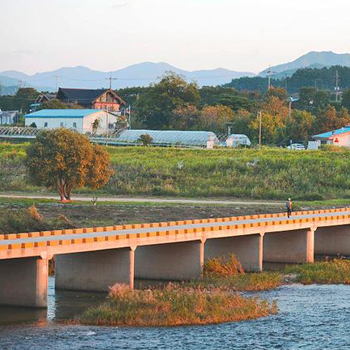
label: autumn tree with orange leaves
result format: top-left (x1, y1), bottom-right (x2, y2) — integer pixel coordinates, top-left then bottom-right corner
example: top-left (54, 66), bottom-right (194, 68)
top-left (26, 128), bottom-right (114, 202)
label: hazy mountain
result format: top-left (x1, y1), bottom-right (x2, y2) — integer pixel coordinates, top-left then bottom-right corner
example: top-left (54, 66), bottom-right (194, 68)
top-left (259, 51), bottom-right (350, 77)
top-left (0, 62), bottom-right (255, 93)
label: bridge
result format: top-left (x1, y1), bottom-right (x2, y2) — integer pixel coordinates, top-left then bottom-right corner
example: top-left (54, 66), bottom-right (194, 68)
top-left (1, 208), bottom-right (350, 308)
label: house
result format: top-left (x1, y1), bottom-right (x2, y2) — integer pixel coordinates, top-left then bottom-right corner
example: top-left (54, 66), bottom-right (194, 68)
top-left (56, 88), bottom-right (126, 112)
top-left (30, 93), bottom-right (57, 112)
top-left (313, 126), bottom-right (350, 148)
top-left (24, 109), bottom-right (118, 134)
top-left (0, 110), bottom-right (19, 125)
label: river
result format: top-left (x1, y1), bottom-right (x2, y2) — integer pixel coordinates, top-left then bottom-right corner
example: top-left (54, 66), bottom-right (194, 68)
top-left (1, 278), bottom-right (350, 349)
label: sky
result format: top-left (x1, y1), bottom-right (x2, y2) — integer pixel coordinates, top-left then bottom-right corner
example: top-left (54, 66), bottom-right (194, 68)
top-left (1, 0), bottom-right (350, 75)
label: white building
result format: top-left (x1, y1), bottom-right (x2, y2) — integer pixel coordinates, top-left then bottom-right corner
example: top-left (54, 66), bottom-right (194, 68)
top-left (25, 109), bottom-right (118, 134)
top-left (0, 110), bottom-right (19, 125)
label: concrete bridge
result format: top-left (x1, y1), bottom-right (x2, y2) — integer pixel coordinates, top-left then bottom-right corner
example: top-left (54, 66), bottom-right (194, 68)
top-left (1, 208), bottom-right (350, 308)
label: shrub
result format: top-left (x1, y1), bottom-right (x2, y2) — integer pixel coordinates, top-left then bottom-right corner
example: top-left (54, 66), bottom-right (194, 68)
top-left (204, 254), bottom-right (245, 278)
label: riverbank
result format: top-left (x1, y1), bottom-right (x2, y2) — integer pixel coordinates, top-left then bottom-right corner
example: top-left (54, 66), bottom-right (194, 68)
top-left (3, 143), bottom-right (350, 200)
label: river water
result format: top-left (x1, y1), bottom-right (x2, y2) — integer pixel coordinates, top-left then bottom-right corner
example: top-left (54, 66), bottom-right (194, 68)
top-left (1, 278), bottom-right (350, 350)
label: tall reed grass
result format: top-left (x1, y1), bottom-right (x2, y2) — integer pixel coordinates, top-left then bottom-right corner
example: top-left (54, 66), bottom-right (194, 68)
top-left (77, 283), bottom-right (277, 327)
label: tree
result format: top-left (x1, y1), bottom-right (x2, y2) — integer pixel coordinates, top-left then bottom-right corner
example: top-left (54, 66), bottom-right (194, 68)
top-left (198, 105), bottom-right (234, 133)
top-left (287, 110), bottom-right (316, 143)
top-left (92, 118), bottom-right (101, 133)
top-left (170, 104), bottom-right (200, 130)
top-left (342, 89), bottom-right (350, 111)
top-left (315, 106), bottom-right (350, 133)
top-left (138, 134), bottom-right (153, 146)
top-left (26, 128), bottom-right (114, 202)
top-left (135, 72), bottom-right (200, 129)
top-left (39, 99), bottom-right (83, 110)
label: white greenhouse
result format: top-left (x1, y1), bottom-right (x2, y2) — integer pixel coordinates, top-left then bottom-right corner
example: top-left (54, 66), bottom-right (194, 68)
top-left (226, 134), bottom-right (251, 147)
top-left (116, 130), bottom-right (220, 148)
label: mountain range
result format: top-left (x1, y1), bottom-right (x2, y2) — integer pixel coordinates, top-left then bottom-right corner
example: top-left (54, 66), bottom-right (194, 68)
top-left (1, 51), bottom-right (350, 94)
top-left (0, 63), bottom-right (254, 94)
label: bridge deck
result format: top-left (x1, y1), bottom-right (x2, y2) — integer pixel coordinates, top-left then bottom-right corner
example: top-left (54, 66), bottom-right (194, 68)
top-left (1, 208), bottom-right (350, 260)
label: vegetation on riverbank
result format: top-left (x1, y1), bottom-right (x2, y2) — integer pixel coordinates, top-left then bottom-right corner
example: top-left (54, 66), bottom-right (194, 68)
top-left (2, 143), bottom-right (350, 200)
top-left (77, 283), bottom-right (277, 327)
top-left (286, 259), bottom-right (350, 284)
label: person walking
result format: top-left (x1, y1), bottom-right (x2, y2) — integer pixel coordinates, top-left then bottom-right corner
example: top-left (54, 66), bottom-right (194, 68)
top-left (286, 198), bottom-right (292, 218)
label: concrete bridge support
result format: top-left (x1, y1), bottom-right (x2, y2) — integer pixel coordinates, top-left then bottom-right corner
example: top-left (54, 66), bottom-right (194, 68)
top-left (315, 225), bottom-right (350, 256)
top-left (135, 241), bottom-right (204, 281)
top-left (205, 234), bottom-right (263, 272)
top-left (264, 228), bottom-right (314, 264)
top-left (55, 248), bottom-right (135, 292)
top-left (0, 257), bottom-right (48, 308)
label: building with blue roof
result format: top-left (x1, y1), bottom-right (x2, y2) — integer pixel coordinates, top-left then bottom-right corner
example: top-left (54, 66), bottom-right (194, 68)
top-left (25, 109), bottom-right (118, 134)
top-left (313, 126), bottom-right (350, 147)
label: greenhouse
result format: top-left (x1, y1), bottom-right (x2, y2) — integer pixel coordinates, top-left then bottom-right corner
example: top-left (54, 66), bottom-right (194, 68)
top-left (226, 134), bottom-right (251, 147)
top-left (116, 130), bottom-right (220, 147)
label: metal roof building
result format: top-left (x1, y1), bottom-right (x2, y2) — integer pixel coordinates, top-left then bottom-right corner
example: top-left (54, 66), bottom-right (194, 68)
top-left (25, 109), bottom-right (118, 135)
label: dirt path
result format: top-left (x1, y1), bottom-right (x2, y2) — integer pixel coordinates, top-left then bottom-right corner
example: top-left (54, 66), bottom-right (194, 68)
top-left (0, 193), bottom-right (283, 206)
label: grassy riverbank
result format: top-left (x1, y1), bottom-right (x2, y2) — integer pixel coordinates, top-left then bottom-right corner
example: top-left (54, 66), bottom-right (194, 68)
top-left (3, 142), bottom-right (350, 200)
top-left (77, 283), bottom-right (277, 327)
top-left (286, 259), bottom-right (350, 284)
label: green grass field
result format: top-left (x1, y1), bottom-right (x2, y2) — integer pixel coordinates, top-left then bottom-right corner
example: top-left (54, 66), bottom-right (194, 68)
top-left (2, 142), bottom-right (350, 200)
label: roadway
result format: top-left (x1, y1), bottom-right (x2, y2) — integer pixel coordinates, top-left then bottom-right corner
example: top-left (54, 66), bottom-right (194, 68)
top-left (2, 209), bottom-right (349, 246)
top-left (0, 193), bottom-right (283, 206)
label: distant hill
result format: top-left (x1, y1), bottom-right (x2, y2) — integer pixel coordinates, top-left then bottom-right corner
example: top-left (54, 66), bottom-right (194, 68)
top-left (226, 66), bottom-right (350, 94)
top-left (0, 63), bottom-right (255, 93)
top-left (259, 51), bottom-right (350, 77)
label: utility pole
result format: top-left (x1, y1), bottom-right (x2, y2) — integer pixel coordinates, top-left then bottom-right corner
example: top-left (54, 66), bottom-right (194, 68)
top-left (267, 66), bottom-right (272, 91)
top-left (258, 111), bottom-right (262, 149)
top-left (335, 69), bottom-right (340, 102)
top-left (288, 98), bottom-right (292, 123)
top-left (107, 75), bottom-right (117, 89)
top-left (128, 105), bottom-right (132, 129)
top-left (53, 75), bottom-right (60, 92)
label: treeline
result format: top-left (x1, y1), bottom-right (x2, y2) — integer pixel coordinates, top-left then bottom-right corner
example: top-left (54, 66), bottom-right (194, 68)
top-left (118, 73), bottom-right (350, 145)
top-left (3, 72), bottom-right (350, 145)
top-left (226, 66), bottom-right (350, 94)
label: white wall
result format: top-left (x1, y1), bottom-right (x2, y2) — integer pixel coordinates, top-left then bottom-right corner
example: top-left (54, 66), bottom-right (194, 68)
top-left (332, 133), bottom-right (350, 148)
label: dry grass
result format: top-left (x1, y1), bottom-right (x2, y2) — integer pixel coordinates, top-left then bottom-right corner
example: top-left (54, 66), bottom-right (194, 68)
top-left (201, 254), bottom-right (282, 291)
top-left (77, 283), bottom-right (277, 327)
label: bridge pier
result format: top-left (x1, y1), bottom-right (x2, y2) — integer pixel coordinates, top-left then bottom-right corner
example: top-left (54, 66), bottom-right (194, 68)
top-left (55, 248), bottom-right (135, 292)
top-left (264, 228), bottom-right (314, 264)
top-left (205, 234), bottom-right (263, 272)
top-left (315, 225), bottom-right (350, 256)
top-left (0, 257), bottom-right (48, 308)
top-left (135, 241), bottom-right (204, 281)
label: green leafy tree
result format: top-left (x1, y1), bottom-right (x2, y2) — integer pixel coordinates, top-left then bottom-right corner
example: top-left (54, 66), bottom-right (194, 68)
top-left (26, 128), bottom-right (114, 202)
top-left (287, 110), bottom-right (316, 143)
top-left (138, 134), bottom-right (153, 146)
top-left (342, 89), bottom-right (350, 111)
top-left (135, 72), bottom-right (200, 129)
